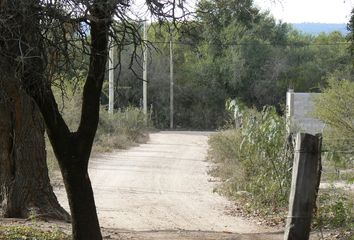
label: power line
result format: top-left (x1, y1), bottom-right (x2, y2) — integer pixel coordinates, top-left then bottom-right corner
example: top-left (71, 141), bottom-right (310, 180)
top-left (147, 41), bottom-right (351, 47)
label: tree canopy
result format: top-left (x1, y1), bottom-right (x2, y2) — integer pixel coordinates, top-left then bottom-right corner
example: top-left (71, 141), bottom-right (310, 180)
top-left (111, 0), bottom-right (353, 129)
top-left (0, 0), bottom-right (189, 239)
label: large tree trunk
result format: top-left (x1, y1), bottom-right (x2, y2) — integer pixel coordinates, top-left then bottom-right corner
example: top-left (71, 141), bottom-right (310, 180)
top-left (59, 151), bottom-right (102, 239)
top-left (1, 0), bottom-right (111, 238)
top-left (0, 78), bottom-right (70, 221)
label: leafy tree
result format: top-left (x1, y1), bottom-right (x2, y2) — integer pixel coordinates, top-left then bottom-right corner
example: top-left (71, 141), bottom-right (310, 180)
top-left (106, 0), bottom-right (353, 130)
top-left (347, 8), bottom-right (354, 60)
top-left (0, 0), bottom-right (187, 239)
top-left (313, 77), bottom-right (354, 138)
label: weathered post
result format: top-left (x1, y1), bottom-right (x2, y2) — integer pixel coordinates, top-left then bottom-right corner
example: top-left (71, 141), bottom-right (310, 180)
top-left (284, 133), bottom-right (322, 240)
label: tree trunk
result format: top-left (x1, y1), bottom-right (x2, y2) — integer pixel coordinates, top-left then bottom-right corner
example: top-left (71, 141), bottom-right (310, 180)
top-left (59, 156), bottom-right (101, 240)
top-left (1, 0), bottom-right (110, 238)
top-left (0, 80), bottom-right (70, 221)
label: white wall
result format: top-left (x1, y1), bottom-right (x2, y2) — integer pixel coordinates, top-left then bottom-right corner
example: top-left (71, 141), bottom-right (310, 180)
top-left (286, 90), bottom-right (325, 135)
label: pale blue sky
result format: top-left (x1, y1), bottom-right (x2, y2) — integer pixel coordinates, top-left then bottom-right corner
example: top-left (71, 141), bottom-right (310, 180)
top-left (254, 0), bottom-right (354, 23)
top-left (133, 0), bottom-right (354, 24)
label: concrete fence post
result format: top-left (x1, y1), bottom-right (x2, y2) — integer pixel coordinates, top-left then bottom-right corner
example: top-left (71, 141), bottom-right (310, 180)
top-left (284, 133), bottom-right (322, 240)
top-left (286, 89), bottom-right (294, 134)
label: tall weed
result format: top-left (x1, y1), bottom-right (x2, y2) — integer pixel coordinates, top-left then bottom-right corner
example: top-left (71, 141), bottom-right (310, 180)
top-left (209, 106), bottom-right (292, 215)
top-left (94, 107), bottom-right (151, 152)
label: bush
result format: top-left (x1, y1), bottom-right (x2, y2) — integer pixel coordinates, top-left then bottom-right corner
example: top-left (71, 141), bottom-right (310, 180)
top-left (209, 105), bottom-right (292, 214)
top-left (312, 77), bottom-right (354, 233)
top-left (313, 78), bottom-right (354, 139)
top-left (210, 102), bottom-right (354, 234)
top-left (94, 107), bottom-right (151, 151)
top-left (313, 189), bottom-right (354, 231)
top-left (313, 78), bottom-right (354, 169)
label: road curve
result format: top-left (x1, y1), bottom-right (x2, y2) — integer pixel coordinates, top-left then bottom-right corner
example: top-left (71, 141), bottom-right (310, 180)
top-left (55, 131), bottom-right (281, 237)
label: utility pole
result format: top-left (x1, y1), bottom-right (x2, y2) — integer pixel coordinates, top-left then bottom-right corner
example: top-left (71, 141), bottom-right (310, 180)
top-left (108, 36), bottom-right (115, 114)
top-left (143, 19), bottom-right (148, 115)
top-left (169, 32), bottom-right (174, 129)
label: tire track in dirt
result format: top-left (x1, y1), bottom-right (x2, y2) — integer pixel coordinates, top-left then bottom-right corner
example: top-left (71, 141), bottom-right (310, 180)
top-left (55, 131), bottom-right (282, 239)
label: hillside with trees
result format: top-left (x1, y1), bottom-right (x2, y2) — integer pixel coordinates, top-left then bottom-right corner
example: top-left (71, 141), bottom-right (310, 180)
top-left (292, 23), bottom-right (348, 35)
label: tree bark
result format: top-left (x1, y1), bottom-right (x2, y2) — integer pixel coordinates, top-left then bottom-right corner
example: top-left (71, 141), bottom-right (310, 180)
top-left (60, 154), bottom-right (102, 240)
top-left (0, 78), bottom-right (70, 221)
top-left (1, 0), bottom-right (111, 238)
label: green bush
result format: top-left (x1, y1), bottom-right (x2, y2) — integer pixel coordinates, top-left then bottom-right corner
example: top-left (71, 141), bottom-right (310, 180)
top-left (313, 78), bottom-right (354, 173)
top-left (209, 105), bottom-right (292, 214)
top-left (313, 189), bottom-right (354, 231)
top-left (313, 78), bottom-right (354, 139)
top-left (210, 102), bottom-right (354, 233)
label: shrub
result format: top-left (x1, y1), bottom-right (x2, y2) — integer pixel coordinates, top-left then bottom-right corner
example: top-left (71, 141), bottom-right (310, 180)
top-left (313, 189), bottom-right (354, 231)
top-left (209, 105), bottom-right (292, 214)
top-left (313, 78), bottom-right (354, 139)
top-left (313, 78), bottom-right (354, 170)
top-left (94, 107), bottom-right (151, 151)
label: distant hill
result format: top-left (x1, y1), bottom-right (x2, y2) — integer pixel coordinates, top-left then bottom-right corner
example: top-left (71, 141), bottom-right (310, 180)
top-left (291, 23), bottom-right (349, 35)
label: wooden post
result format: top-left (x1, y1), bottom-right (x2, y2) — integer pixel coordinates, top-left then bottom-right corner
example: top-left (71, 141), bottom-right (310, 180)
top-left (284, 133), bottom-right (322, 240)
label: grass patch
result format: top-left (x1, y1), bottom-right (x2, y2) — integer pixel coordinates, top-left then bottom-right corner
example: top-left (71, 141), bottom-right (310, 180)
top-left (0, 225), bottom-right (69, 240)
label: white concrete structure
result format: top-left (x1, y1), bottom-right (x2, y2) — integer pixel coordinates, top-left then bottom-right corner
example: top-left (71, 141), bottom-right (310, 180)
top-left (286, 89), bottom-right (325, 135)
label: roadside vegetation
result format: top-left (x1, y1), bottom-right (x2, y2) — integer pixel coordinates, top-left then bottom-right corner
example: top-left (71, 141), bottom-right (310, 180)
top-left (0, 225), bottom-right (69, 240)
top-left (208, 83), bottom-right (354, 236)
top-left (47, 89), bottom-right (152, 176)
top-left (208, 104), bottom-right (292, 224)
top-left (312, 77), bottom-right (354, 234)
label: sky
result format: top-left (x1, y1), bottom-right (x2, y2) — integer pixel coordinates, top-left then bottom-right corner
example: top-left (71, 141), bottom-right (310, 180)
top-left (132, 0), bottom-right (354, 24)
top-left (254, 0), bottom-right (354, 23)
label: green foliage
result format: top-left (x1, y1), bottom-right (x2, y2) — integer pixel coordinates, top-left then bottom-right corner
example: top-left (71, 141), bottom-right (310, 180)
top-left (313, 78), bottom-right (354, 138)
top-left (313, 77), bottom-right (354, 175)
top-left (313, 190), bottom-right (354, 230)
top-left (110, 1), bottom-right (353, 129)
top-left (347, 8), bottom-right (354, 62)
top-left (209, 105), bottom-right (292, 214)
top-left (210, 101), bottom-right (354, 232)
top-left (0, 225), bottom-right (69, 240)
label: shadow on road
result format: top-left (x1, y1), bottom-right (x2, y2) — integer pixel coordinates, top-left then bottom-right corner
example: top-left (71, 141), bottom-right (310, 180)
top-left (102, 229), bottom-right (284, 240)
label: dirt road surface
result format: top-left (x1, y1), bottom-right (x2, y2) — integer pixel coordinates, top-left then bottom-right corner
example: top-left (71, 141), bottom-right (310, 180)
top-left (55, 131), bottom-right (283, 239)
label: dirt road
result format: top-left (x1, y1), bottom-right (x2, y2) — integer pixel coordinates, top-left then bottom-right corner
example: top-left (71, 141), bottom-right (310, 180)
top-left (55, 131), bottom-right (282, 239)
